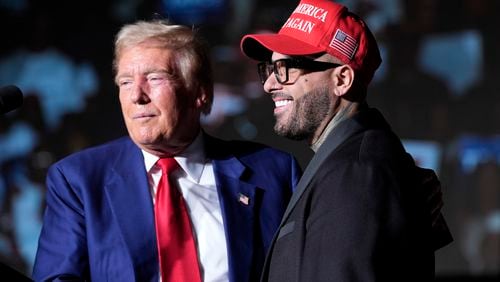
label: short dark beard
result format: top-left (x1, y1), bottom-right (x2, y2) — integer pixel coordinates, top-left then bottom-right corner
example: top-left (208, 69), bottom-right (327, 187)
top-left (274, 86), bottom-right (331, 140)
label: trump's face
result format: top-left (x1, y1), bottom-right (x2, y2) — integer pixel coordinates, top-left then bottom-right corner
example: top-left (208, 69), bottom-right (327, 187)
top-left (115, 41), bottom-right (203, 156)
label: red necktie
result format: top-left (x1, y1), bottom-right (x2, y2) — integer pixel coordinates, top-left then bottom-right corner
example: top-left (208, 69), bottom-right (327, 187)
top-left (154, 158), bottom-right (202, 282)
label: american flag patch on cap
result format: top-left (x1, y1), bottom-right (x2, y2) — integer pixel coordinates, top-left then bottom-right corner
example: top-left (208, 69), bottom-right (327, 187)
top-left (329, 29), bottom-right (358, 59)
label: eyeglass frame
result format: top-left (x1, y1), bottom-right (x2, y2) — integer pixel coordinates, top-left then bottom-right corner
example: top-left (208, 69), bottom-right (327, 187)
top-left (257, 57), bottom-right (343, 85)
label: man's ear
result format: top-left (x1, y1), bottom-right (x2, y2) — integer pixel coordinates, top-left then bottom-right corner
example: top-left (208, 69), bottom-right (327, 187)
top-left (195, 88), bottom-right (210, 114)
top-left (195, 90), bottom-right (206, 108)
top-left (331, 64), bottom-right (355, 97)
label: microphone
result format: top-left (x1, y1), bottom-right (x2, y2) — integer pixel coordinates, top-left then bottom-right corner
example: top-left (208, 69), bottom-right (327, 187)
top-left (0, 85), bottom-right (23, 114)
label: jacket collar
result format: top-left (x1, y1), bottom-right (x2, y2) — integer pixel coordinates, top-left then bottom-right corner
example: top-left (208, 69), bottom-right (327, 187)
top-left (280, 107), bottom-right (390, 226)
top-left (104, 138), bottom-right (159, 280)
top-left (205, 134), bottom-right (259, 282)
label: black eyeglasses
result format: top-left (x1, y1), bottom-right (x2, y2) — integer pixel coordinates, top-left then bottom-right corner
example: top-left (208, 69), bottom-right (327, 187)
top-left (257, 58), bottom-right (342, 85)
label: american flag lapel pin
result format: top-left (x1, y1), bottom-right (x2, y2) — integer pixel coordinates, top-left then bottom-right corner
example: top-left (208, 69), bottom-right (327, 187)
top-left (238, 193), bottom-right (250, 206)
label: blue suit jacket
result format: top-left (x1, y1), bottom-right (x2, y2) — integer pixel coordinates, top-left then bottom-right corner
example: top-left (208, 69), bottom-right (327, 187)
top-left (33, 135), bottom-right (300, 282)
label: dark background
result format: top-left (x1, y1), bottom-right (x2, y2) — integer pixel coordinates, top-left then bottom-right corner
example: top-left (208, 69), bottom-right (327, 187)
top-left (0, 0), bottom-right (499, 280)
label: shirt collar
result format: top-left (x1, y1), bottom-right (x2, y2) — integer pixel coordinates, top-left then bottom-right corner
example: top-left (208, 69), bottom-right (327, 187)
top-left (311, 103), bottom-right (356, 152)
top-left (142, 131), bottom-right (207, 183)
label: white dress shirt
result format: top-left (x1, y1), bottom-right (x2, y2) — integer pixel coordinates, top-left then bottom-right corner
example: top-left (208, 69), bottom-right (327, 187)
top-left (142, 133), bottom-right (229, 282)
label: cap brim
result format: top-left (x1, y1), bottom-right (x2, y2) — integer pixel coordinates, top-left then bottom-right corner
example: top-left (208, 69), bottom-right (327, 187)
top-left (240, 33), bottom-right (324, 61)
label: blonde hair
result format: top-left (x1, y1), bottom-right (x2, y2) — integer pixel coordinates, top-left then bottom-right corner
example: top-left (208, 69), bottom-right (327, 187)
top-left (113, 20), bottom-right (213, 114)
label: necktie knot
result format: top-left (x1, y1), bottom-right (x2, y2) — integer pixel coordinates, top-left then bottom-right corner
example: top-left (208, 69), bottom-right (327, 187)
top-left (157, 158), bottom-right (179, 174)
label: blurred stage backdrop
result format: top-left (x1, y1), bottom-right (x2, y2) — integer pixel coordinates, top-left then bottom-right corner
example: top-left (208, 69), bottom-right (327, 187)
top-left (0, 0), bottom-right (499, 280)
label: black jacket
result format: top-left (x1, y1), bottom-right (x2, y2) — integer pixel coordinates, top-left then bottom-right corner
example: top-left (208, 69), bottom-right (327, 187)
top-left (262, 108), bottom-right (436, 282)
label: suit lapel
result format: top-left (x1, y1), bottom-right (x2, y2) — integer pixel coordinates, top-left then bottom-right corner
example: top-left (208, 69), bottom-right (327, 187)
top-left (104, 140), bottom-right (158, 280)
top-left (279, 115), bottom-right (365, 225)
top-left (207, 136), bottom-right (257, 282)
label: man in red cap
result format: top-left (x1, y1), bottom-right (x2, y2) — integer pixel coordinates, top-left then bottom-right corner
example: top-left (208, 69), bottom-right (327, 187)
top-left (241, 0), bottom-right (451, 281)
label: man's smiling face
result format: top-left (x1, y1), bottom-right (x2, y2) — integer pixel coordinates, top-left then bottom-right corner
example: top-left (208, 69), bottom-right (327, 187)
top-left (263, 52), bottom-right (335, 141)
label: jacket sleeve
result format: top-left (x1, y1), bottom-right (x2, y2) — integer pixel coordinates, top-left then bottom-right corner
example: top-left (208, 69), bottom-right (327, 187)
top-left (414, 166), bottom-right (453, 250)
top-left (299, 161), bottom-right (434, 282)
top-left (32, 163), bottom-right (89, 281)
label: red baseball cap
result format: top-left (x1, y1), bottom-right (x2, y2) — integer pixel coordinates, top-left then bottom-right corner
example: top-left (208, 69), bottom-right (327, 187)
top-left (240, 0), bottom-right (382, 85)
